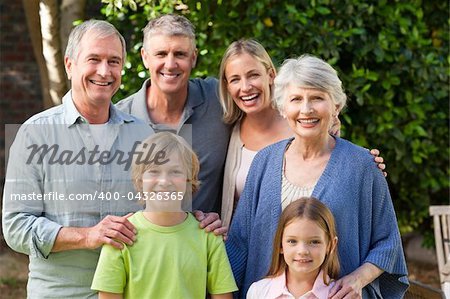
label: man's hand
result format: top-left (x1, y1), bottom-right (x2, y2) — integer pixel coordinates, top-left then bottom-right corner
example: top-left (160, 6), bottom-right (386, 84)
top-left (85, 213), bottom-right (136, 249)
top-left (52, 213), bottom-right (136, 252)
top-left (193, 210), bottom-right (228, 238)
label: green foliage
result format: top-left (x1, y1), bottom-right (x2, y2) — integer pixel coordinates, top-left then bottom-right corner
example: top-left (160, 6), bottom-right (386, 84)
top-left (100, 0), bottom-right (449, 234)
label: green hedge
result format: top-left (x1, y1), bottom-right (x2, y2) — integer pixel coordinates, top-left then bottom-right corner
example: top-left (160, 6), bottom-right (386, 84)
top-left (99, 0), bottom-right (449, 236)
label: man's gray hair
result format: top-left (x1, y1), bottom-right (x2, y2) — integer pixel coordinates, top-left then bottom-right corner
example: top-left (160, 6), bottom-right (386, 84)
top-left (65, 19), bottom-right (126, 61)
top-left (142, 14), bottom-right (196, 51)
top-left (274, 54), bottom-right (347, 112)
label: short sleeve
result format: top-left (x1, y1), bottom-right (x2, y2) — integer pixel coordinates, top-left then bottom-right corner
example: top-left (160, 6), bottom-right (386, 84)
top-left (207, 234), bottom-right (238, 294)
top-left (91, 244), bottom-right (127, 294)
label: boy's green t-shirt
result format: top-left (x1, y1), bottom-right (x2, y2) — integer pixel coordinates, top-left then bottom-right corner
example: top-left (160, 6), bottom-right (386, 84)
top-left (91, 212), bottom-right (237, 298)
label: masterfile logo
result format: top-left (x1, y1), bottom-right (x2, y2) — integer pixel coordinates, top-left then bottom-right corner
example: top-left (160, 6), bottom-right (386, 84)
top-left (25, 141), bottom-right (169, 171)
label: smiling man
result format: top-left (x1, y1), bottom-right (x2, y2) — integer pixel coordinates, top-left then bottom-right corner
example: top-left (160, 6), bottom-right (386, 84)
top-left (2, 20), bottom-right (154, 298)
top-left (116, 14), bottom-right (231, 215)
top-left (64, 22), bottom-right (124, 123)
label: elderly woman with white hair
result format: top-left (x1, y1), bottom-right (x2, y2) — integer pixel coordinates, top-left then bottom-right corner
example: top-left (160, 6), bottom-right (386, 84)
top-left (226, 54), bottom-right (408, 298)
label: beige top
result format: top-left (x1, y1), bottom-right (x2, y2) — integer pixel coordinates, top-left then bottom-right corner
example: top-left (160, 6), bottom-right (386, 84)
top-left (281, 146), bottom-right (316, 210)
top-left (221, 123), bottom-right (244, 228)
top-left (235, 146), bottom-right (258, 200)
top-left (281, 171), bottom-right (315, 210)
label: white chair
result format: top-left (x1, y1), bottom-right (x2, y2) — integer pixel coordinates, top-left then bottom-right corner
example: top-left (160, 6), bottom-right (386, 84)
top-left (430, 205), bottom-right (450, 297)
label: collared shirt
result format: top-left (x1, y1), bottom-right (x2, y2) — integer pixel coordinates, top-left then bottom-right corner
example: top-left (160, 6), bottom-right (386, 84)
top-left (116, 78), bottom-right (231, 212)
top-left (2, 91), bottom-right (153, 298)
top-left (246, 271), bottom-right (334, 299)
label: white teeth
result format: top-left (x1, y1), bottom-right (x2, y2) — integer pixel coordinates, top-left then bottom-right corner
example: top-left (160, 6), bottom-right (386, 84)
top-left (295, 259), bottom-right (311, 263)
top-left (162, 73), bottom-right (178, 78)
top-left (241, 94), bottom-right (258, 101)
top-left (299, 119), bottom-right (318, 123)
top-left (90, 80), bottom-right (111, 86)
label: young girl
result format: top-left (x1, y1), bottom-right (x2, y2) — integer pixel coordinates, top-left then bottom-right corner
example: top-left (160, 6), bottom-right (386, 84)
top-left (247, 197), bottom-right (339, 299)
top-left (91, 132), bottom-right (237, 298)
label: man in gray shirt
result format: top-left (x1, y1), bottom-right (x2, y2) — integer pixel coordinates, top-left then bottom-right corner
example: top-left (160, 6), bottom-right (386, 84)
top-left (116, 14), bottom-right (231, 214)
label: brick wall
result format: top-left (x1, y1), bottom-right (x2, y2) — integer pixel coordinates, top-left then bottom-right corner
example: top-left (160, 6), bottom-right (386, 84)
top-left (0, 0), bottom-right (102, 178)
top-left (0, 0), bottom-right (43, 249)
top-left (1, 0), bottom-right (43, 179)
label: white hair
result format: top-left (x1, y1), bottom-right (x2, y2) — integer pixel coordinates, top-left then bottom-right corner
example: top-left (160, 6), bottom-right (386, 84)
top-left (273, 54), bottom-right (347, 112)
top-left (65, 19), bottom-right (126, 61)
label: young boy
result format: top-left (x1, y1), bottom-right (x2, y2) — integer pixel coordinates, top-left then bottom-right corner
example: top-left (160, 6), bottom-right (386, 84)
top-left (91, 132), bottom-right (237, 298)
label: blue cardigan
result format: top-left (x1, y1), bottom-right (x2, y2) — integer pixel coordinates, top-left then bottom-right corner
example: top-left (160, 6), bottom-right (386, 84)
top-left (226, 137), bottom-right (409, 298)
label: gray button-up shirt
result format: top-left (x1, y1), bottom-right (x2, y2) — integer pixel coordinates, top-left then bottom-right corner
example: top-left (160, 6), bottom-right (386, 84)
top-left (2, 91), bottom-right (153, 298)
top-left (116, 78), bottom-right (231, 213)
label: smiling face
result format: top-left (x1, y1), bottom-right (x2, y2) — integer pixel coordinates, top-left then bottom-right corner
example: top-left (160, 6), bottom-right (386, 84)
top-left (141, 34), bottom-right (197, 98)
top-left (64, 29), bottom-right (123, 108)
top-left (141, 151), bottom-right (187, 211)
top-left (282, 85), bottom-right (339, 140)
top-left (224, 53), bottom-right (274, 116)
top-left (281, 217), bottom-right (330, 280)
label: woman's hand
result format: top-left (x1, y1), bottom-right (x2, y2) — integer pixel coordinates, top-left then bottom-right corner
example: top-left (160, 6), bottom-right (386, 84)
top-left (328, 273), bottom-right (363, 299)
top-left (329, 116), bottom-right (341, 137)
top-left (369, 149), bottom-right (387, 177)
top-left (329, 263), bottom-right (383, 299)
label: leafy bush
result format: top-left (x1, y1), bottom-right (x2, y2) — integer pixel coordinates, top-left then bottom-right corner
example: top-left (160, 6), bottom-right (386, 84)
top-left (100, 0), bottom-right (449, 234)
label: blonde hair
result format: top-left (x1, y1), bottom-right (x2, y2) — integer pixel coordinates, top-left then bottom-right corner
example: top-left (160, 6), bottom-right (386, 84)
top-left (267, 197), bottom-right (340, 285)
top-left (273, 54), bottom-right (347, 113)
top-left (131, 132), bottom-right (200, 201)
top-left (218, 39), bottom-right (276, 124)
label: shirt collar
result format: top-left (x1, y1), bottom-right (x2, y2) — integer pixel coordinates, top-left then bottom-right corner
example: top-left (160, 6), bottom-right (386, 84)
top-left (133, 78), bottom-right (204, 133)
top-left (185, 79), bottom-right (204, 110)
top-left (267, 270), bottom-right (332, 299)
top-left (307, 270), bottom-right (333, 299)
top-left (267, 271), bottom-right (291, 298)
top-left (63, 90), bottom-right (135, 126)
top-left (63, 91), bottom-right (83, 126)
top-left (130, 79), bottom-right (152, 123)
top-left (176, 79), bottom-right (204, 130)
